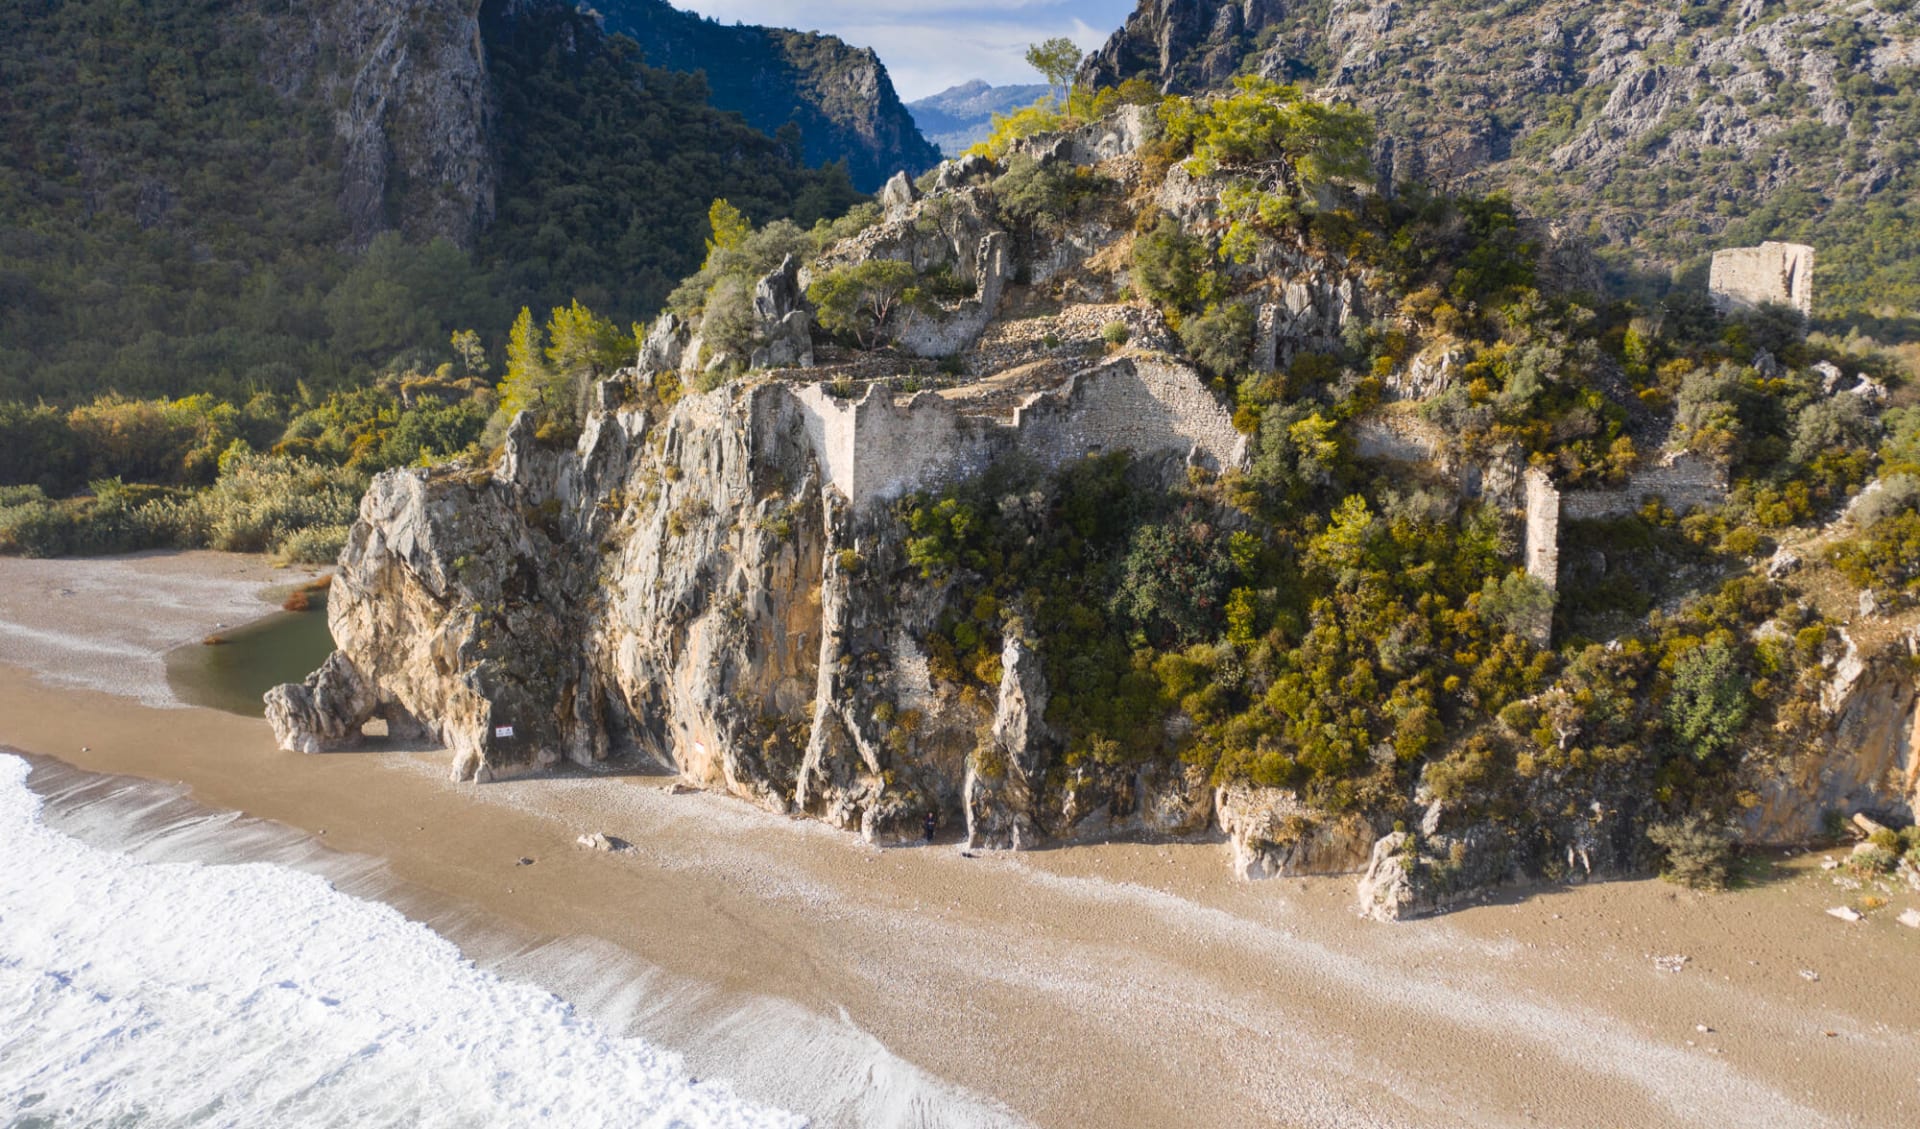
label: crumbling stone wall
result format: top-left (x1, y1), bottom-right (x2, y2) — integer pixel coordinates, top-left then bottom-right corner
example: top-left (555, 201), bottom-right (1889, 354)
top-left (791, 356), bottom-right (1245, 509)
top-left (1523, 469), bottom-right (1561, 590)
top-left (1011, 357), bottom-right (1245, 477)
top-left (1709, 242), bottom-right (1814, 316)
top-left (1559, 452), bottom-right (1729, 521)
top-left (1520, 468), bottom-right (1561, 646)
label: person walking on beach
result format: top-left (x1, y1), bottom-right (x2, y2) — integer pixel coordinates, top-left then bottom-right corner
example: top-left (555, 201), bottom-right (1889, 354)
top-left (923, 809), bottom-right (937, 843)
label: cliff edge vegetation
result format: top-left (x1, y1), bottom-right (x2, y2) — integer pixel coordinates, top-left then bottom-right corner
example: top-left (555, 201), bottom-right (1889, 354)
top-left (1082, 0), bottom-right (1920, 321)
top-left (269, 78), bottom-right (1920, 918)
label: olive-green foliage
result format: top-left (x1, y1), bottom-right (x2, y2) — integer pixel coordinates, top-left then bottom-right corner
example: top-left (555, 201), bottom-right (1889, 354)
top-left (276, 379), bottom-right (489, 473)
top-left (965, 83), bottom-right (1159, 161)
top-left (807, 260), bottom-right (924, 347)
top-left (495, 301), bottom-right (633, 432)
top-left (159, 448), bottom-right (364, 556)
top-left (992, 156), bottom-right (1111, 234)
top-left (0, 450), bottom-right (360, 561)
top-left (1647, 815), bottom-right (1738, 890)
top-left (1477, 571), bottom-right (1553, 638)
top-left (1829, 479), bottom-right (1920, 599)
top-left (1111, 512), bottom-right (1245, 647)
top-left (1159, 77), bottom-right (1374, 187)
top-left (967, 100), bottom-right (1071, 160)
top-left (1024, 38), bottom-right (1083, 98)
top-left (1665, 638), bottom-right (1751, 762)
top-left (0, 368), bottom-right (488, 559)
top-left (1131, 214), bottom-right (1216, 312)
top-left (1177, 302), bottom-right (1256, 377)
top-left (704, 200), bottom-right (753, 269)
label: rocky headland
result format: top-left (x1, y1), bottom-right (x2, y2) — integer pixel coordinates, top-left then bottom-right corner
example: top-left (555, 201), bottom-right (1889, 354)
top-left (271, 93), bottom-right (1920, 920)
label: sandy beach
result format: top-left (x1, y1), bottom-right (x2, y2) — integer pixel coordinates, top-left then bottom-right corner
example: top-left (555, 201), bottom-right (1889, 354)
top-left (1, 551), bottom-right (1916, 1128)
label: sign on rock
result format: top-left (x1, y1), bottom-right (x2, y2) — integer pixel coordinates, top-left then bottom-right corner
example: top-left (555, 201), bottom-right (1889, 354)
top-left (495, 726), bottom-right (515, 739)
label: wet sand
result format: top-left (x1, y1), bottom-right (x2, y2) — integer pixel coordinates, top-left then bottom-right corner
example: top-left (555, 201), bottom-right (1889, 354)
top-left (2, 553), bottom-right (1916, 1128)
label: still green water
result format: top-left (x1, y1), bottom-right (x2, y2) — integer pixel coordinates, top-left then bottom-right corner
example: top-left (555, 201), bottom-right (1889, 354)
top-left (165, 602), bottom-right (336, 717)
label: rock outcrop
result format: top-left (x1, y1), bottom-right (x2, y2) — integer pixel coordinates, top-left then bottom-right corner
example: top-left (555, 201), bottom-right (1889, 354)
top-left (265, 0), bottom-right (499, 247)
top-left (1083, 0), bottom-right (1919, 304)
top-left (1742, 627), bottom-right (1920, 842)
top-left (268, 91), bottom-right (1920, 917)
top-left (1215, 784), bottom-right (1375, 880)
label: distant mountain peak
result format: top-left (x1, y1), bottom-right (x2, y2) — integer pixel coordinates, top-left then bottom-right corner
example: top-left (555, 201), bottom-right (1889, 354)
top-left (907, 80), bottom-right (1053, 157)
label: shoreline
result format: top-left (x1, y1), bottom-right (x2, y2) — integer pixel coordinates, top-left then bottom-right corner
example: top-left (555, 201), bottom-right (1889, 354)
top-left (2, 552), bottom-right (1917, 1127)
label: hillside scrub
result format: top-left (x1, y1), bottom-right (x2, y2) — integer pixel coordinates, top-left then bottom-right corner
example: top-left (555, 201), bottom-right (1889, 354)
top-left (0, 0), bottom-right (863, 404)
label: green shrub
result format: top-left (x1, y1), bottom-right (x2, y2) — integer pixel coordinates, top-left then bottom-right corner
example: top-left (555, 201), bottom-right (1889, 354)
top-left (1648, 816), bottom-right (1737, 890)
top-left (1132, 214), bottom-right (1215, 312)
top-left (994, 155), bottom-right (1110, 233)
top-left (807, 261), bottom-right (925, 348)
top-left (279, 524), bottom-right (351, 565)
top-left (1177, 302), bottom-right (1256, 376)
top-left (1159, 77), bottom-right (1373, 186)
top-left (1845, 844), bottom-right (1899, 877)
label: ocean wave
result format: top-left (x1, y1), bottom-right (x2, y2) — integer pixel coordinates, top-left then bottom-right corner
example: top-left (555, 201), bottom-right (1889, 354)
top-left (0, 753), bottom-right (803, 1129)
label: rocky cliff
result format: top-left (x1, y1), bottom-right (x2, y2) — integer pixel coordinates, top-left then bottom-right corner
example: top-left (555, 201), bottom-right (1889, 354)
top-left (1084, 0), bottom-right (1920, 310)
top-left (272, 88), bottom-right (1920, 915)
top-left (590, 0), bottom-right (940, 192)
top-left (260, 0), bottom-right (496, 248)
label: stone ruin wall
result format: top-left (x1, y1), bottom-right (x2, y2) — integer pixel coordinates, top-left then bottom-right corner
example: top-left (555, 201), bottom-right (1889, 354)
top-left (1011, 357), bottom-right (1246, 478)
top-left (1523, 469), bottom-right (1561, 590)
top-left (790, 357), bottom-right (1246, 510)
top-left (1352, 412), bottom-right (1446, 466)
top-left (1557, 453), bottom-right (1729, 522)
top-left (1709, 242), bottom-right (1815, 317)
top-left (1350, 409), bottom-right (1731, 642)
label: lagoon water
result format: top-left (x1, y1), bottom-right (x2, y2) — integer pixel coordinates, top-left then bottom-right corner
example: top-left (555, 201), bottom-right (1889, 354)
top-left (0, 753), bottom-right (801, 1128)
top-left (164, 603), bottom-right (337, 717)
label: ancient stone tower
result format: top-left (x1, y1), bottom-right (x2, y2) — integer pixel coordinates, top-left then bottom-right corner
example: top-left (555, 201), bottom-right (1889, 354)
top-left (1708, 242), bottom-right (1814, 317)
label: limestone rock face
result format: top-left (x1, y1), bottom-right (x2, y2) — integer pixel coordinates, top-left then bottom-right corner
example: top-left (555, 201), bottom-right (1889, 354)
top-left (261, 0), bottom-right (495, 248)
top-left (878, 170), bottom-right (920, 212)
top-left (1742, 627), bottom-right (1920, 842)
top-left (265, 651), bottom-right (380, 754)
top-left (967, 636), bottom-right (1057, 850)
top-left (1356, 826), bottom-right (1517, 922)
top-left (1215, 784), bottom-right (1376, 880)
top-left (749, 255), bottom-right (815, 371)
top-left (808, 186), bottom-right (1012, 358)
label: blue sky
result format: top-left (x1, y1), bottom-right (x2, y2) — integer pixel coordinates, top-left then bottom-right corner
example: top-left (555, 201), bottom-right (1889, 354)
top-left (668, 1), bottom-right (1140, 101)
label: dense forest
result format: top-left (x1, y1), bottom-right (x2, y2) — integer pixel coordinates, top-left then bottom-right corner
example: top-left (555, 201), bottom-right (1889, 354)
top-left (0, 0), bottom-right (862, 407)
top-left (591, 0), bottom-right (941, 190)
top-left (0, 0), bottom-right (872, 563)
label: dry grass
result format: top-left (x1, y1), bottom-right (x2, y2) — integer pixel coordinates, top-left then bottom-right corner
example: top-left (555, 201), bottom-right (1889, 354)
top-left (281, 574), bottom-right (334, 613)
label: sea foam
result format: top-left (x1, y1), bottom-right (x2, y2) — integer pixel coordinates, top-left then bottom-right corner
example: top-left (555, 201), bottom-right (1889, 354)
top-left (0, 754), bottom-right (803, 1128)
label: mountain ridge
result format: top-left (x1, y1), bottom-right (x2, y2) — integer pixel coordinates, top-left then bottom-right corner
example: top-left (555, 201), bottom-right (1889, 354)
top-left (907, 80), bottom-right (1056, 156)
top-left (1081, 0), bottom-right (1920, 317)
top-left (588, 0), bottom-right (940, 192)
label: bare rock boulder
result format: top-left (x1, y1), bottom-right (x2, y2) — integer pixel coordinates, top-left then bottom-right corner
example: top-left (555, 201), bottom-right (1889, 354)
top-left (1215, 783), bottom-right (1375, 880)
top-left (265, 650), bottom-right (379, 754)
